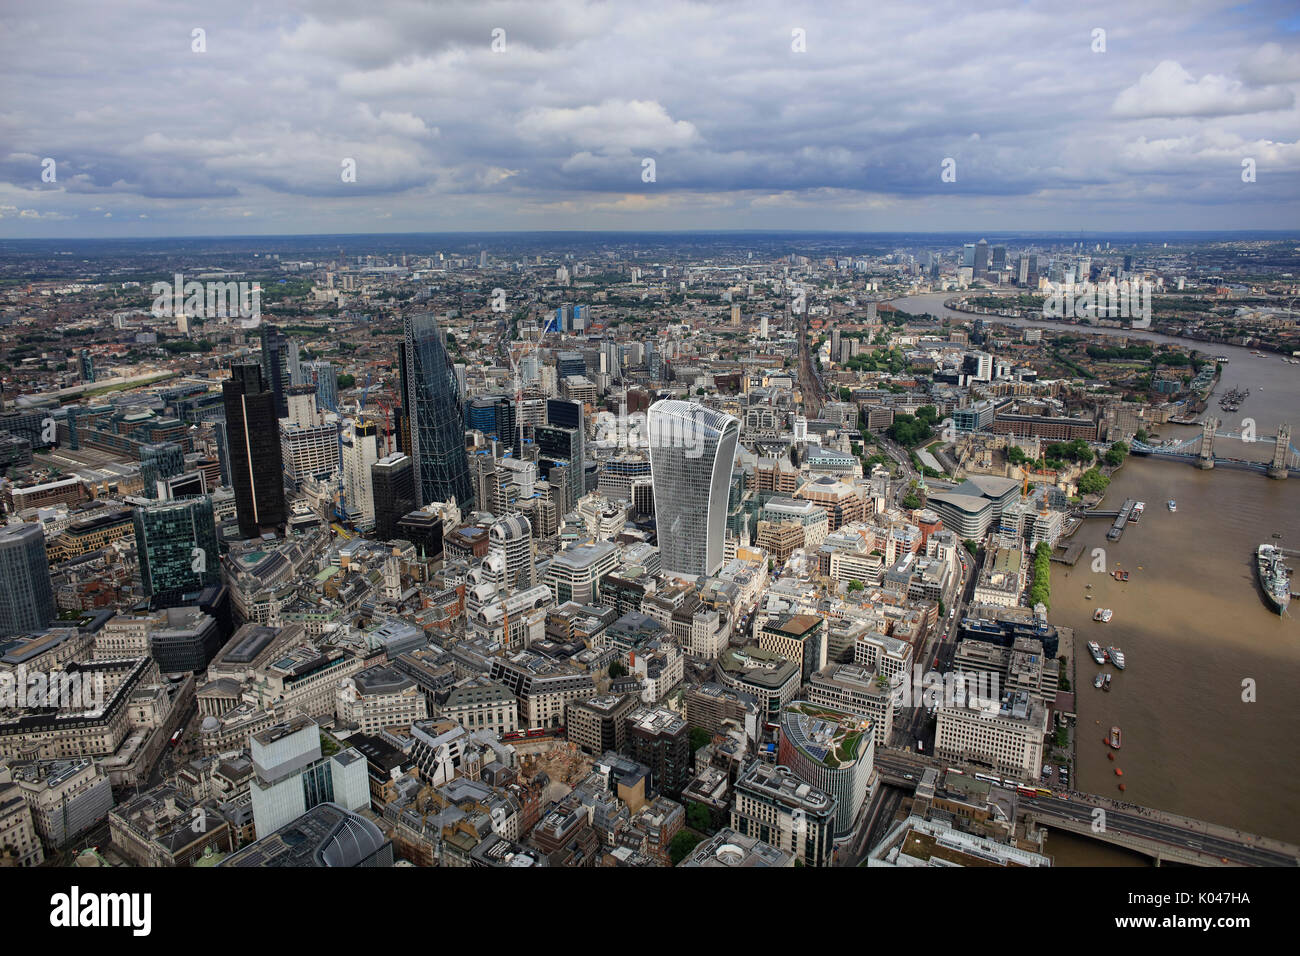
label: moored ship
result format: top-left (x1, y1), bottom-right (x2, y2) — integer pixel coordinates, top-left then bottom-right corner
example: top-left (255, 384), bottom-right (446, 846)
top-left (1108, 647), bottom-right (1126, 670)
top-left (1256, 543), bottom-right (1292, 614)
top-left (1087, 641), bottom-right (1106, 665)
top-left (1109, 726), bottom-right (1122, 749)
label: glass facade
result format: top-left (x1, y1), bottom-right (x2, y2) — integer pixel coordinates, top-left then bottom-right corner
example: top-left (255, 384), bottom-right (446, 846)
top-left (139, 441), bottom-right (185, 498)
top-left (223, 363), bottom-right (286, 538)
top-left (133, 496), bottom-right (221, 602)
top-left (647, 400), bottom-right (740, 578)
top-left (260, 324), bottom-right (291, 419)
top-left (0, 522), bottom-right (55, 636)
top-left (402, 313), bottom-right (473, 510)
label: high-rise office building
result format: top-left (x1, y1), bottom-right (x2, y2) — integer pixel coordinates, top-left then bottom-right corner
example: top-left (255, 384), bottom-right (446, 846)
top-left (342, 421), bottom-right (379, 530)
top-left (223, 364), bottom-right (286, 538)
top-left (249, 716), bottom-right (369, 839)
top-left (78, 348), bottom-right (95, 383)
top-left (401, 313), bottom-right (474, 510)
top-left (547, 398), bottom-right (585, 471)
top-left (133, 496), bottom-right (220, 603)
top-left (301, 360), bottom-right (338, 413)
top-left (260, 325), bottom-right (292, 419)
top-left (974, 239), bottom-right (989, 277)
top-left (0, 522), bottom-right (56, 635)
top-left (646, 400), bottom-right (740, 579)
top-left (139, 442), bottom-right (186, 499)
top-left (489, 512), bottom-right (535, 593)
top-left (991, 245), bottom-right (1007, 273)
top-left (371, 453), bottom-right (415, 541)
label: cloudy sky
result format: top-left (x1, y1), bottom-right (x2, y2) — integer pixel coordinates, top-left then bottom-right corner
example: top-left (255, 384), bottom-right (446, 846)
top-left (2, 0), bottom-right (1298, 237)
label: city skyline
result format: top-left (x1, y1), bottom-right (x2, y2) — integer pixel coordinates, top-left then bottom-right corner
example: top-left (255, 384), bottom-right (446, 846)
top-left (2, 0), bottom-right (1299, 238)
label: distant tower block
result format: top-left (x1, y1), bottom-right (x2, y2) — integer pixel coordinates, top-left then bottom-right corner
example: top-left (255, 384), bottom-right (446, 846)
top-left (1197, 417), bottom-right (1217, 469)
top-left (1268, 423), bottom-right (1291, 480)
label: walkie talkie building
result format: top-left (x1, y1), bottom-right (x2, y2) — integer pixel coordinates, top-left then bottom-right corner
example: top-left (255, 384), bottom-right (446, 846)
top-left (647, 399), bottom-right (740, 579)
top-left (402, 312), bottom-right (474, 510)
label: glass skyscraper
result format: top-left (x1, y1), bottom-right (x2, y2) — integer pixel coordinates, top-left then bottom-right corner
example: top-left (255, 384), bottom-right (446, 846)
top-left (647, 400), bottom-right (740, 579)
top-left (133, 496), bottom-right (220, 603)
top-left (140, 441), bottom-right (185, 499)
top-left (401, 313), bottom-right (473, 510)
top-left (223, 363), bottom-right (286, 538)
top-left (260, 324), bottom-right (292, 419)
top-left (0, 522), bottom-right (56, 636)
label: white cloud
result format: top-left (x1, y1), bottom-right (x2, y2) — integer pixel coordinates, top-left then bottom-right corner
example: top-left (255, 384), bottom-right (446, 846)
top-left (1112, 60), bottom-right (1294, 118)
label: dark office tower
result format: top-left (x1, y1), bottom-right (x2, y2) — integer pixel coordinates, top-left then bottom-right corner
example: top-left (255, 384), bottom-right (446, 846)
top-left (223, 364), bottom-right (286, 538)
top-left (212, 420), bottom-right (232, 487)
top-left (395, 509), bottom-right (444, 560)
top-left (1123, 254), bottom-right (1134, 272)
top-left (991, 245), bottom-right (1006, 272)
top-left (495, 398), bottom-right (518, 455)
top-left (974, 239), bottom-right (989, 277)
top-left (401, 313), bottom-right (474, 510)
top-left (466, 396), bottom-right (500, 438)
top-left (396, 341), bottom-right (411, 456)
top-left (547, 398), bottom-right (585, 471)
top-left (140, 441), bottom-right (185, 499)
top-left (78, 348), bottom-right (95, 383)
top-left (0, 522), bottom-right (56, 635)
top-left (260, 324), bottom-right (291, 419)
top-left (371, 453), bottom-right (415, 541)
top-left (133, 496), bottom-right (220, 603)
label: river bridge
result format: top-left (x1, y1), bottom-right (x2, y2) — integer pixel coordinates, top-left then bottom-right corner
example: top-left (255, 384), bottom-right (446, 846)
top-left (1131, 419), bottom-right (1299, 478)
top-left (873, 748), bottom-right (1299, 866)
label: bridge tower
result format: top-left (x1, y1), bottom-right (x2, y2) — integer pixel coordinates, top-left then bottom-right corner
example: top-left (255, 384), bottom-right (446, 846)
top-left (1196, 417), bottom-right (1217, 470)
top-left (1268, 423), bottom-right (1290, 480)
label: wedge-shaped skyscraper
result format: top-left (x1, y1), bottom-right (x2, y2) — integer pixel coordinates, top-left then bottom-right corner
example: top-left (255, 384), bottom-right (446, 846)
top-left (647, 400), bottom-right (739, 579)
top-left (401, 313), bottom-right (474, 510)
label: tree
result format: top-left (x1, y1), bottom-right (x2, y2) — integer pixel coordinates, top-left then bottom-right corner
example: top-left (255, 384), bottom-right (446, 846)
top-left (1134, 429), bottom-right (1149, 444)
top-left (608, 660), bottom-right (628, 679)
top-left (1077, 468), bottom-right (1110, 496)
top-left (336, 372), bottom-right (356, 390)
top-left (689, 726), bottom-right (711, 752)
top-left (901, 493), bottom-right (922, 510)
top-left (669, 830), bottom-right (704, 865)
top-left (686, 802), bottom-right (713, 833)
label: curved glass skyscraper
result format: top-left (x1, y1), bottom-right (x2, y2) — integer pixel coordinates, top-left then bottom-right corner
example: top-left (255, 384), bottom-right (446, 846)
top-left (647, 399), bottom-right (740, 579)
top-left (402, 312), bottom-right (473, 510)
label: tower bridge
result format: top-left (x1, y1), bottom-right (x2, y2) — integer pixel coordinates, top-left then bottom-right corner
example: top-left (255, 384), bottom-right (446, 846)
top-left (1131, 420), bottom-right (1299, 478)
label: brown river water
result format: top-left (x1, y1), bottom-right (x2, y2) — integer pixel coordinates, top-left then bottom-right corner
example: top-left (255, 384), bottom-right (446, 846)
top-left (893, 294), bottom-right (1300, 860)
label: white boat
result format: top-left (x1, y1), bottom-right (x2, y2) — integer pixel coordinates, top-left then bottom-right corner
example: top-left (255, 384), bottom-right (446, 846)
top-left (1093, 672), bottom-right (1104, 689)
top-left (1167, 499), bottom-right (1177, 512)
top-left (1109, 647), bottom-right (1126, 670)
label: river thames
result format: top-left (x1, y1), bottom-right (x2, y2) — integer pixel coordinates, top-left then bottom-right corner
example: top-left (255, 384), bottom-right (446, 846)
top-left (893, 293), bottom-right (1300, 860)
